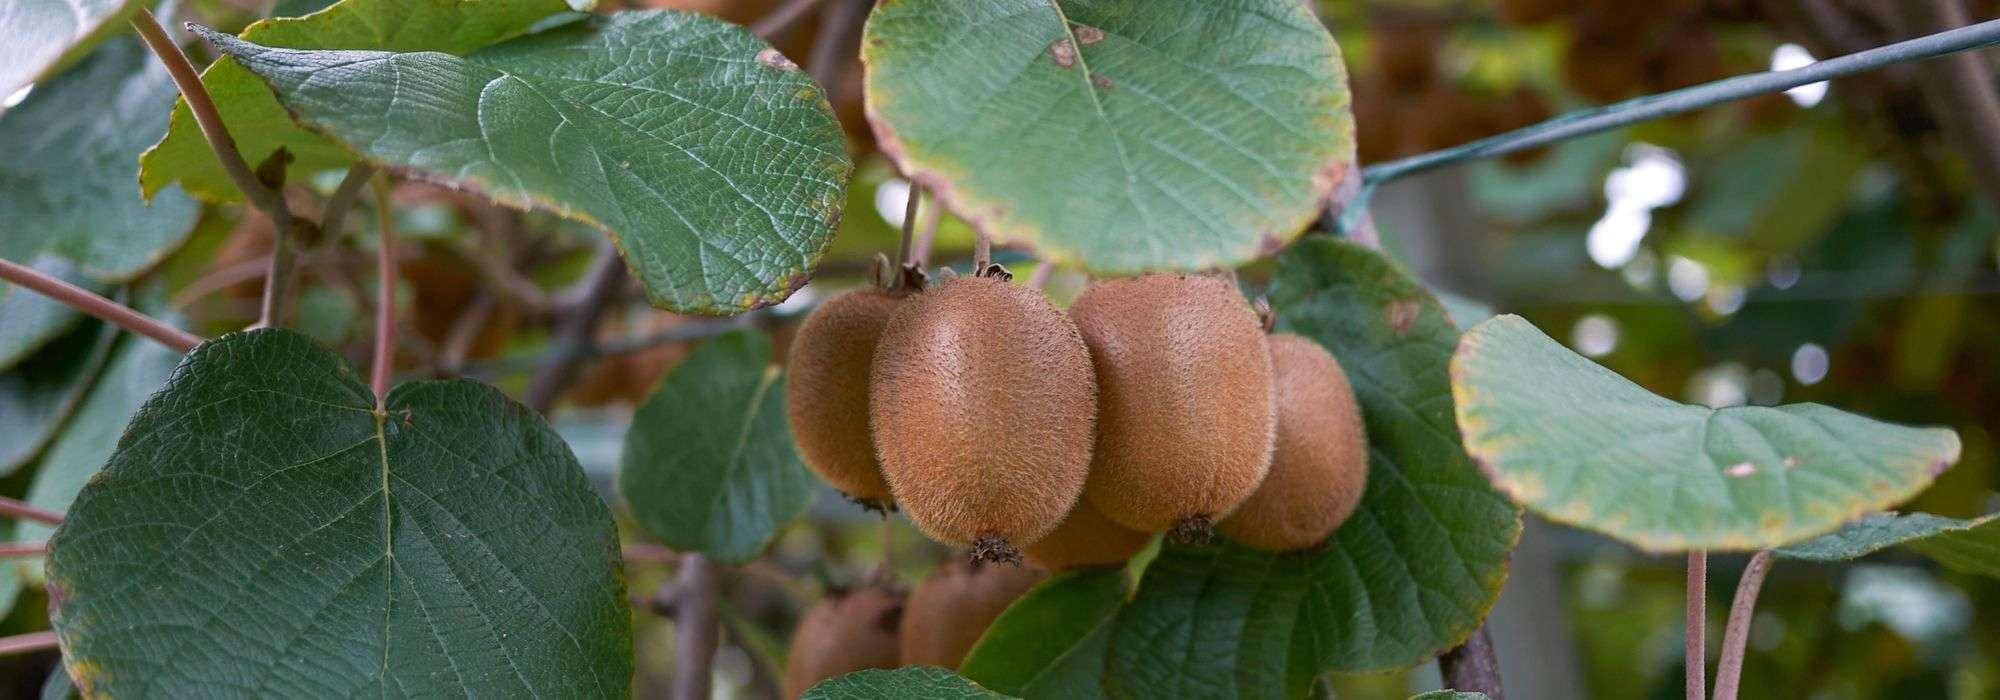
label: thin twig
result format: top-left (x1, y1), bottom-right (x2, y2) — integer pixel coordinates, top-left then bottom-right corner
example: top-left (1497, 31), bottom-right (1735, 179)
top-left (1893, 0), bottom-right (2000, 210)
top-left (370, 175), bottom-right (397, 410)
top-left (438, 293), bottom-right (498, 375)
top-left (1343, 17), bottom-right (2000, 231)
top-left (1686, 551), bottom-right (1707, 700)
top-left (1438, 625), bottom-right (1505, 699)
top-left (0, 497), bottom-right (63, 527)
top-left (0, 259), bottom-right (202, 353)
top-left (524, 242), bottom-right (626, 412)
top-left (321, 164), bottom-right (375, 241)
top-left (0, 543), bottom-right (47, 558)
top-left (131, 12), bottom-right (285, 217)
top-left (748, 0), bottom-right (823, 40)
top-left (673, 553), bottom-right (720, 700)
top-left (0, 631), bottom-right (58, 656)
top-left (1713, 551), bottom-right (1775, 700)
top-left (806, 0), bottom-right (868, 90)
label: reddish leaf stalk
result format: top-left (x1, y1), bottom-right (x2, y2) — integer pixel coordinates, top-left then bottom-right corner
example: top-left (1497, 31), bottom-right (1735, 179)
top-left (0, 631), bottom-right (58, 656)
top-left (370, 176), bottom-right (397, 410)
top-left (1713, 551), bottom-right (1775, 700)
top-left (1686, 550), bottom-right (1707, 700)
top-left (0, 543), bottom-right (47, 558)
top-left (0, 497), bottom-right (63, 527)
top-left (0, 259), bottom-right (202, 353)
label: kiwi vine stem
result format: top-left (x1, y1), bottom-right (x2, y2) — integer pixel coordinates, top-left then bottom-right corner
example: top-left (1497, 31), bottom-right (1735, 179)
top-left (1338, 17), bottom-right (2000, 234)
top-left (0, 497), bottom-right (64, 527)
top-left (1686, 551), bottom-right (1707, 700)
top-left (0, 543), bottom-right (46, 558)
top-left (322, 164), bottom-right (374, 247)
top-left (370, 174), bottom-right (397, 411)
top-left (1438, 626), bottom-right (1504, 699)
top-left (672, 553), bottom-right (720, 700)
top-left (1713, 551), bottom-right (1775, 700)
top-left (747, 0), bottom-right (823, 41)
top-left (0, 259), bottom-right (203, 354)
top-left (0, 631), bottom-right (59, 657)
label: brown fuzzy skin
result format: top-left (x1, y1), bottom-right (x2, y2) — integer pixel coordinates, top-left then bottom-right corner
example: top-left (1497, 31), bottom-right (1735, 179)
top-left (1218, 334), bottom-right (1370, 552)
top-left (784, 585), bottom-right (905, 698)
top-left (898, 559), bottom-right (1047, 669)
top-left (1024, 498), bottom-right (1153, 570)
top-left (1069, 273), bottom-right (1276, 537)
top-left (870, 276), bottom-right (1097, 556)
top-left (787, 289), bottom-right (901, 506)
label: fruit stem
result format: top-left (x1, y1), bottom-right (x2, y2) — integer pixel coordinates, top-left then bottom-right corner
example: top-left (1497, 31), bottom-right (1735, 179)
top-left (1713, 550), bottom-right (1774, 700)
top-left (973, 230), bottom-right (992, 275)
top-left (1168, 515), bottom-right (1214, 545)
top-left (891, 183), bottom-right (921, 292)
top-left (970, 535), bottom-right (1021, 565)
top-left (1686, 550), bottom-right (1706, 700)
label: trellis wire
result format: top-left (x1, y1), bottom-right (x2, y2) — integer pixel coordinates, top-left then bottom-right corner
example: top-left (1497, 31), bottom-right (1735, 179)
top-left (1339, 18), bottom-right (2000, 234)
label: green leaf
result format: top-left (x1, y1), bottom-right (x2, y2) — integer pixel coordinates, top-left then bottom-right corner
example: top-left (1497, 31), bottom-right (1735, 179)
top-left (0, 0), bottom-right (137, 95)
top-left (1453, 314), bottom-right (1962, 552)
top-left (619, 330), bottom-right (813, 563)
top-left (0, 258), bottom-right (105, 369)
top-left (0, 36), bottom-right (201, 281)
top-left (802, 667), bottom-right (1014, 700)
top-left (141, 0), bottom-right (585, 202)
top-left (198, 9), bottom-right (851, 313)
top-left (861, 0), bottom-right (1353, 273)
top-left (46, 329), bottom-right (631, 696)
top-left (961, 568), bottom-right (1126, 699)
top-left (0, 317), bottom-right (116, 474)
top-left (16, 327), bottom-right (182, 545)
top-left (1907, 516), bottom-right (2000, 579)
top-left (1776, 512), bottom-right (1987, 561)
top-left (1410, 692), bottom-right (1490, 700)
top-left (1272, 237), bottom-right (1519, 672)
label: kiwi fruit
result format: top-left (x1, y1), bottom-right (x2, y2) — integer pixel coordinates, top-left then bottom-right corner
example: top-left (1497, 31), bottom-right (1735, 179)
top-left (788, 288), bottom-right (903, 509)
top-left (1218, 334), bottom-right (1369, 552)
top-left (784, 583), bottom-right (906, 698)
top-left (1024, 498), bottom-right (1153, 570)
top-left (1068, 273), bottom-right (1276, 542)
top-left (870, 274), bottom-right (1097, 562)
top-left (898, 559), bottom-right (1048, 668)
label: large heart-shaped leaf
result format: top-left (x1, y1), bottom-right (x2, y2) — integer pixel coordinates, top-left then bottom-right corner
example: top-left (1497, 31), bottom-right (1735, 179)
top-left (46, 329), bottom-right (631, 696)
top-left (861, 0), bottom-right (1353, 273)
top-left (1453, 314), bottom-right (1962, 552)
top-left (0, 36), bottom-right (201, 281)
top-left (1778, 512), bottom-right (1999, 578)
top-left (961, 568), bottom-right (1127, 698)
top-left (0, 259), bottom-right (106, 369)
top-left (0, 316), bottom-right (115, 474)
top-left (199, 9), bottom-right (851, 313)
top-left (0, 0), bottom-right (136, 95)
top-left (141, 0), bottom-right (584, 202)
top-left (619, 330), bottom-right (813, 563)
top-left (803, 667), bottom-right (1013, 699)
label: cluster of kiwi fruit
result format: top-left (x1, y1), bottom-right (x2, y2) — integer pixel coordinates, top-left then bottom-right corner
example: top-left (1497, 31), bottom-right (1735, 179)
top-left (787, 264), bottom-right (1371, 564)
top-left (782, 558), bottom-right (1045, 696)
top-left (1352, 17), bottom-right (1552, 166)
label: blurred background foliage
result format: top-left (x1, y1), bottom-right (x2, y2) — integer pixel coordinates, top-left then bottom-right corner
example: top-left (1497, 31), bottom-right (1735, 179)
top-left (2, 0), bottom-right (1998, 697)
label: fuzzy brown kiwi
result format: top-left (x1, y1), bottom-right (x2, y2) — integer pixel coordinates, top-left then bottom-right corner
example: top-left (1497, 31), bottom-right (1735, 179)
top-left (1217, 334), bottom-right (1369, 552)
top-left (784, 583), bottom-right (906, 698)
top-left (1068, 273), bottom-right (1276, 542)
top-left (869, 275), bottom-right (1097, 562)
top-left (898, 559), bottom-right (1047, 668)
top-left (1023, 498), bottom-right (1153, 570)
top-left (787, 288), bottom-right (902, 510)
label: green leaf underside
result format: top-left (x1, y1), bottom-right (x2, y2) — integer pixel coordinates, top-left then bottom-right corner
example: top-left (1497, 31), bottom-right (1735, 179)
top-left (201, 9), bottom-right (851, 313)
top-left (0, 37), bottom-right (201, 282)
top-left (619, 330), bottom-right (813, 563)
top-left (0, 0), bottom-right (134, 95)
top-left (17, 328), bottom-right (182, 545)
top-left (0, 258), bottom-right (106, 370)
top-left (1453, 314), bottom-right (1961, 552)
top-left (141, 0), bottom-right (583, 203)
top-left (961, 568), bottom-right (1127, 699)
top-left (1778, 512), bottom-right (2000, 578)
top-left (1185, 237), bottom-right (1517, 679)
top-left (0, 316), bottom-right (116, 475)
top-left (47, 329), bottom-right (631, 697)
top-left (862, 0), bottom-right (1354, 273)
top-left (803, 667), bottom-right (1015, 699)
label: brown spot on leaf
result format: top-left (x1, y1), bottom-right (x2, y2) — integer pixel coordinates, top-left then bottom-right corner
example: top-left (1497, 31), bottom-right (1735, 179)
top-left (757, 48), bottom-right (799, 71)
top-left (1050, 38), bottom-right (1077, 68)
top-left (1092, 74), bottom-right (1116, 91)
top-left (1385, 298), bottom-right (1420, 335)
top-left (1075, 25), bottom-right (1105, 44)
